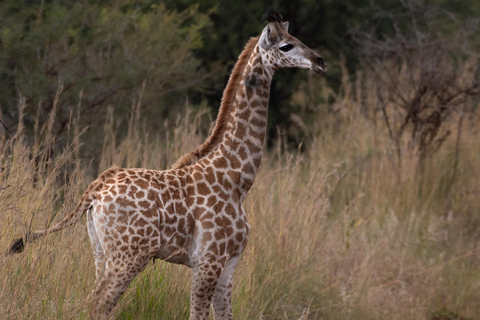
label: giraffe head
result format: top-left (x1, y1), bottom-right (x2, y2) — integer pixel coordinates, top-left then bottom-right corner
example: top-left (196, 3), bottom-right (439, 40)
top-left (259, 11), bottom-right (327, 73)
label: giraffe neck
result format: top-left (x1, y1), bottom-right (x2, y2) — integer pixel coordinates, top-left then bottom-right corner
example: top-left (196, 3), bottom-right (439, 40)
top-left (171, 38), bottom-right (259, 170)
top-left (215, 42), bottom-right (274, 195)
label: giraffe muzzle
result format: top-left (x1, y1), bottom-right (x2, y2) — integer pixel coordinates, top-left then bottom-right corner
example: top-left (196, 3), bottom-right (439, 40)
top-left (311, 55), bottom-right (327, 73)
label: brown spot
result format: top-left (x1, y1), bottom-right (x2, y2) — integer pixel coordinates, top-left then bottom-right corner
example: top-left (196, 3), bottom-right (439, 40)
top-left (225, 226), bottom-right (234, 237)
top-left (165, 214), bottom-right (177, 225)
top-left (239, 110), bottom-right (250, 122)
top-left (228, 156), bottom-right (242, 172)
top-left (117, 197), bottom-right (137, 208)
top-left (174, 234), bottom-right (185, 247)
top-left (134, 179), bottom-right (149, 189)
top-left (236, 219), bottom-right (245, 229)
top-left (243, 163), bottom-right (255, 175)
top-left (237, 101), bottom-right (247, 110)
top-left (213, 201), bottom-right (224, 213)
top-left (251, 128), bottom-right (265, 142)
top-left (193, 171), bottom-right (203, 181)
top-left (224, 179), bottom-right (232, 190)
top-left (193, 207), bottom-right (206, 220)
top-left (216, 171), bottom-right (225, 183)
top-left (257, 109), bottom-right (267, 118)
top-left (212, 157), bottom-right (228, 169)
top-left (186, 185), bottom-right (195, 195)
top-left (218, 191), bottom-right (230, 201)
top-left (196, 196), bottom-right (205, 205)
top-left (185, 195), bottom-right (195, 207)
top-left (227, 170), bottom-right (241, 185)
top-left (138, 201), bottom-right (150, 209)
top-left (174, 202), bottom-right (187, 215)
top-left (251, 116), bottom-right (265, 127)
top-left (218, 242), bottom-right (226, 254)
top-left (197, 182), bottom-right (210, 196)
top-left (225, 204), bottom-right (236, 218)
top-left (161, 191), bottom-right (170, 205)
top-left (214, 216), bottom-right (225, 227)
top-left (253, 156), bottom-right (262, 168)
top-left (236, 122), bottom-right (247, 138)
top-left (215, 229), bottom-right (226, 240)
top-left (134, 218), bottom-right (148, 227)
top-left (171, 190), bottom-right (181, 200)
top-left (202, 221), bottom-right (214, 229)
top-left (151, 181), bottom-right (165, 191)
top-left (205, 167), bottom-right (216, 184)
top-left (235, 232), bottom-right (244, 242)
top-left (253, 66), bottom-right (263, 75)
top-left (147, 189), bottom-right (158, 202)
top-left (128, 185), bottom-right (138, 198)
top-left (202, 232), bottom-right (213, 243)
top-left (118, 185), bottom-right (127, 194)
top-left (245, 139), bottom-right (261, 154)
top-left (165, 203), bottom-right (174, 215)
top-left (164, 227), bottom-right (174, 237)
top-left (259, 89), bottom-right (269, 99)
top-left (206, 196), bottom-right (217, 207)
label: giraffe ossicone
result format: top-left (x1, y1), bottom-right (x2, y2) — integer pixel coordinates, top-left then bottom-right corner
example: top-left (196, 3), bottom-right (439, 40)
top-left (8, 11), bottom-right (325, 320)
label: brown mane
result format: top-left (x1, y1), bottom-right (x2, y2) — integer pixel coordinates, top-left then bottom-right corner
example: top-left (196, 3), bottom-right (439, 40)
top-left (172, 36), bottom-right (259, 169)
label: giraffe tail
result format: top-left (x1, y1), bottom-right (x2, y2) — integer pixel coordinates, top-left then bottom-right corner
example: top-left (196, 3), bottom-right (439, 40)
top-left (7, 183), bottom-right (99, 255)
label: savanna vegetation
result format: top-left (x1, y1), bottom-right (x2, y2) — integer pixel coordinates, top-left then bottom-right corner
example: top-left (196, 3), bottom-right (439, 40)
top-left (1, 0), bottom-right (479, 319)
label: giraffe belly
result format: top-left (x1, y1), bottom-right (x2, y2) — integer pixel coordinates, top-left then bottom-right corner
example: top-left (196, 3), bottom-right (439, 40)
top-left (154, 233), bottom-right (195, 267)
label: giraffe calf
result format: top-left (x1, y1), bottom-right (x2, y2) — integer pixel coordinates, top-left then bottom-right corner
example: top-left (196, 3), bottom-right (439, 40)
top-left (8, 10), bottom-right (325, 320)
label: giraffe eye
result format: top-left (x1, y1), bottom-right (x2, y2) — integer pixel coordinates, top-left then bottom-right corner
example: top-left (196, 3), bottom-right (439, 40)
top-left (279, 44), bottom-right (294, 52)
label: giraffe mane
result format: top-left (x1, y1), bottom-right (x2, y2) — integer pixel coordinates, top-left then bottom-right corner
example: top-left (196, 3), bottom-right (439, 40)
top-left (172, 36), bottom-right (259, 169)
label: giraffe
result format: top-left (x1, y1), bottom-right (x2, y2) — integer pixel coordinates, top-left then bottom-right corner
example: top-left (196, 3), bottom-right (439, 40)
top-left (8, 11), bottom-right (326, 320)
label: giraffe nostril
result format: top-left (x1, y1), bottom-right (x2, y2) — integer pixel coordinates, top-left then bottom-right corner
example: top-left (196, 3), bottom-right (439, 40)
top-left (315, 56), bottom-right (325, 67)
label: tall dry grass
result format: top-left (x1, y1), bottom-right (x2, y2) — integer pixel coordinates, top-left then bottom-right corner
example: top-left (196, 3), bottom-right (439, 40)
top-left (1, 73), bottom-right (479, 320)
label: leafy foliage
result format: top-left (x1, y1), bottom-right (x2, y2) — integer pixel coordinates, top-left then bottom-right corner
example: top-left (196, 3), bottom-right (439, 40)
top-left (0, 0), bottom-right (210, 139)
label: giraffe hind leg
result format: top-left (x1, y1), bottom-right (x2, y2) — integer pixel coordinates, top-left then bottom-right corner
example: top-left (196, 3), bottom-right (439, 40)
top-left (87, 207), bottom-right (105, 280)
top-left (89, 255), bottom-right (150, 319)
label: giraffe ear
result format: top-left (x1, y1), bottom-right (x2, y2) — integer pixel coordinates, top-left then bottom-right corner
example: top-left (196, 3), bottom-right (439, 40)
top-left (283, 21), bottom-right (289, 32)
top-left (260, 24), bottom-right (273, 49)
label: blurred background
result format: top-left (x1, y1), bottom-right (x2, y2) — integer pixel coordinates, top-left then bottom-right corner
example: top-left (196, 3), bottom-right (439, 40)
top-left (1, 0), bottom-right (477, 159)
top-left (1, 1), bottom-right (479, 319)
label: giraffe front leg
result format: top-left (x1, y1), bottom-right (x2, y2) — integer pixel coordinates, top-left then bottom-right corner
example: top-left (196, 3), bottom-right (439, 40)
top-left (212, 255), bottom-right (240, 320)
top-left (189, 256), bottom-right (227, 320)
